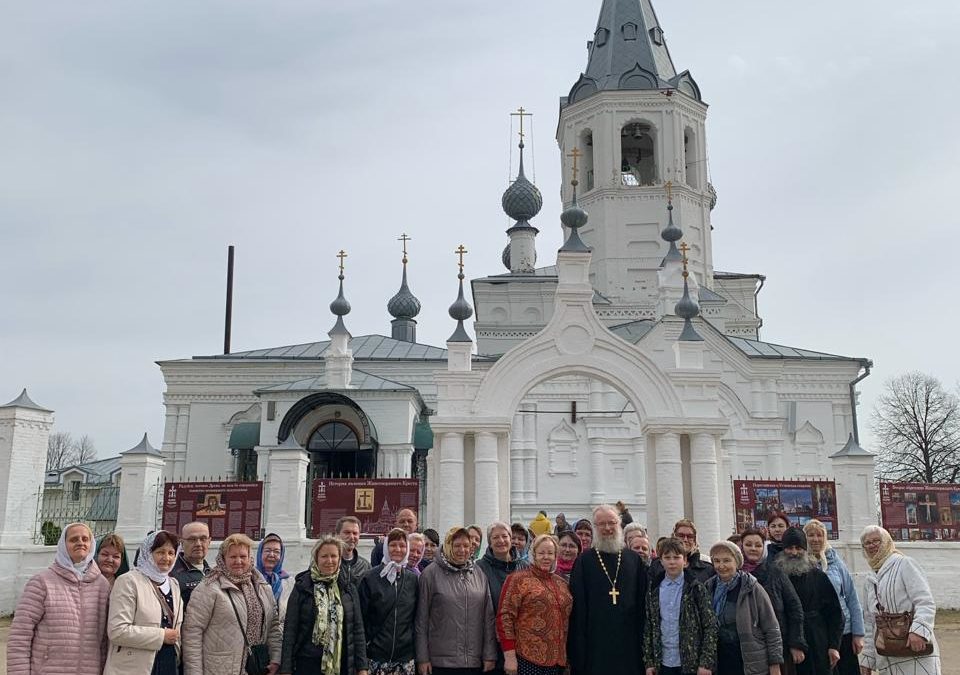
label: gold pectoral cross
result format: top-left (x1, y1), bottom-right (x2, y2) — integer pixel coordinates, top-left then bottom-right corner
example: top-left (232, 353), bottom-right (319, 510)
top-left (609, 587), bottom-right (620, 605)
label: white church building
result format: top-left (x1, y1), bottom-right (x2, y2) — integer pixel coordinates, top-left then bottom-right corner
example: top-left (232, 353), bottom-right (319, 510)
top-left (152, 0), bottom-right (877, 551)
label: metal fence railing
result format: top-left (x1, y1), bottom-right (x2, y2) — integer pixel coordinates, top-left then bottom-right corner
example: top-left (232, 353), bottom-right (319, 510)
top-left (34, 484), bottom-right (120, 545)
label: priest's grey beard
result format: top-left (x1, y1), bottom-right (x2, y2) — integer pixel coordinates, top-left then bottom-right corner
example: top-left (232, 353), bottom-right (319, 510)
top-left (776, 551), bottom-right (814, 577)
top-left (594, 530), bottom-right (624, 554)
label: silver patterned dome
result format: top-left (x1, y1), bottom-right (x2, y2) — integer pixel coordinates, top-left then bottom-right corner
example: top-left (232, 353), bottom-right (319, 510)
top-left (387, 267), bottom-right (421, 319)
top-left (501, 142), bottom-right (543, 223)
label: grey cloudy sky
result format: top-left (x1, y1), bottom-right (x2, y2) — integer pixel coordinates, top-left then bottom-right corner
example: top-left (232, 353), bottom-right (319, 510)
top-left (2, 1), bottom-right (959, 458)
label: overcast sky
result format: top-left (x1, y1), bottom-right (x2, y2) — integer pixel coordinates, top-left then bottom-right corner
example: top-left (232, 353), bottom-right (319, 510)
top-left (2, 1), bottom-right (959, 458)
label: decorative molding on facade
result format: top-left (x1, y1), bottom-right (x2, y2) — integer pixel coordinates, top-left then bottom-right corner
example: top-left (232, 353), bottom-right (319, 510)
top-left (547, 419), bottom-right (580, 476)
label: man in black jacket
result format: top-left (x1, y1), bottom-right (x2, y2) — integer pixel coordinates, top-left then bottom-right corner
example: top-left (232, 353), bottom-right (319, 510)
top-left (170, 521), bottom-right (211, 607)
top-left (648, 519), bottom-right (716, 584)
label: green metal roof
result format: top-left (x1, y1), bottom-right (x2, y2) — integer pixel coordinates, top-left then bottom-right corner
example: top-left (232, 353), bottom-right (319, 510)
top-left (228, 422), bottom-right (261, 450)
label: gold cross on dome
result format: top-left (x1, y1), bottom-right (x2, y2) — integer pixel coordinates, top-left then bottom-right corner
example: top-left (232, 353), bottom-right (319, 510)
top-left (566, 147), bottom-right (582, 185)
top-left (510, 106), bottom-right (532, 141)
top-left (398, 233), bottom-right (411, 264)
top-left (665, 180), bottom-right (673, 203)
top-left (455, 244), bottom-right (468, 274)
top-left (679, 241), bottom-right (690, 278)
top-left (336, 249), bottom-right (347, 274)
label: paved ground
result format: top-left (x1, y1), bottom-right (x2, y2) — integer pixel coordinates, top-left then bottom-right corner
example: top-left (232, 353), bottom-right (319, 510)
top-left (0, 613), bottom-right (958, 674)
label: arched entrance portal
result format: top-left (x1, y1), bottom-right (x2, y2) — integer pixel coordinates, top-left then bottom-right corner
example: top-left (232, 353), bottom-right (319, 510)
top-left (306, 420), bottom-right (375, 478)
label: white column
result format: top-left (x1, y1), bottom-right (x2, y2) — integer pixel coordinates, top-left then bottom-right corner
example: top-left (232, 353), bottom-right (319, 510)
top-left (115, 453), bottom-right (165, 546)
top-left (521, 404), bottom-right (537, 503)
top-left (260, 441), bottom-right (309, 542)
top-left (510, 413), bottom-right (524, 504)
top-left (474, 431), bottom-right (500, 527)
top-left (589, 436), bottom-right (606, 504)
top-left (632, 436), bottom-right (646, 502)
top-left (175, 405), bottom-right (190, 479)
top-left (0, 401), bottom-right (53, 546)
top-left (655, 432), bottom-right (684, 533)
top-left (438, 432), bottom-right (465, 532)
top-left (691, 433), bottom-right (721, 547)
top-left (768, 440), bottom-right (784, 477)
top-left (832, 452), bottom-right (877, 541)
top-left (160, 405), bottom-right (178, 481)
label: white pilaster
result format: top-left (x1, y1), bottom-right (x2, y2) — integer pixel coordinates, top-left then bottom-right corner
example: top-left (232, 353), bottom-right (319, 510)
top-left (655, 432), bottom-right (684, 532)
top-left (377, 444), bottom-right (414, 479)
top-left (259, 441), bottom-right (309, 542)
top-left (831, 442), bottom-right (877, 541)
top-left (115, 452), bottom-right (165, 546)
top-left (0, 398), bottom-right (53, 547)
top-left (632, 436), bottom-right (646, 502)
top-left (438, 432), bottom-right (465, 532)
top-left (474, 431), bottom-right (500, 527)
top-left (589, 436), bottom-right (606, 503)
top-left (690, 433), bottom-right (721, 547)
top-left (175, 405), bottom-right (190, 479)
top-left (521, 404), bottom-right (537, 503)
top-left (510, 413), bottom-right (524, 504)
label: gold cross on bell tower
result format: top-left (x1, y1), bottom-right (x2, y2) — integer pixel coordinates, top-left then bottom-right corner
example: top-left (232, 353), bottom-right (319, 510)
top-left (398, 233), bottom-right (411, 264)
top-left (566, 147), bottom-right (582, 186)
top-left (455, 244), bottom-right (468, 276)
top-left (510, 106), bottom-right (532, 142)
top-left (336, 249), bottom-right (347, 275)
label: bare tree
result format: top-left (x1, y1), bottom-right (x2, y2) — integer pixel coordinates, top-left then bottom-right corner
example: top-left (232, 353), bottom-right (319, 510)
top-left (46, 431), bottom-right (75, 471)
top-left (870, 372), bottom-right (960, 483)
top-left (46, 432), bottom-right (97, 471)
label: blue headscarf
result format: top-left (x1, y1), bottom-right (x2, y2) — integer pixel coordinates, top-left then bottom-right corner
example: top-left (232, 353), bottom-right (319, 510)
top-left (712, 571), bottom-right (742, 621)
top-left (256, 532), bottom-right (289, 601)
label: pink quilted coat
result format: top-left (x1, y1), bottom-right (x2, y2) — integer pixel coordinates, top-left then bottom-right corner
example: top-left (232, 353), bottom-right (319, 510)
top-left (6, 561), bottom-right (110, 674)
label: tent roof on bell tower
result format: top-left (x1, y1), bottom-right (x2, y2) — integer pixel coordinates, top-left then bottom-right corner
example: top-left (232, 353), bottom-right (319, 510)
top-left (567, 0), bottom-right (699, 106)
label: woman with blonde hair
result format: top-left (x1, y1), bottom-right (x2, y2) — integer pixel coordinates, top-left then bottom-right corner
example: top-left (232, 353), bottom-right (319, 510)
top-left (281, 535), bottom-right (368, 675)
top-left (103, 530), bottom-right (183, 675)
top-left (497, 534), bottom-right (573, 675)
top-left (803, 520), bottom-right (863, 675)
top-left (858, 525), bottom-right (940, 675)
top-left (182, 532), bottom-right (282, 675)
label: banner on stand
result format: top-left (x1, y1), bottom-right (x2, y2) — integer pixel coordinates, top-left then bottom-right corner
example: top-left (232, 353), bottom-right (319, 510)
top-left (733, 478), bottom-right (839, 539)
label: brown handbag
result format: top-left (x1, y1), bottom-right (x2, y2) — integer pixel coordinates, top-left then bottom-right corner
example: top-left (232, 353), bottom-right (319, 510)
top-left (873, 582), bottom-right (933, 658)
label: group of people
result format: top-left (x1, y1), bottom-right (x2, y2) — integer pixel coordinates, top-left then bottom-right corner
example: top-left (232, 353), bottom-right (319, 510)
top-left (6, 504), bottom-right (942, 675)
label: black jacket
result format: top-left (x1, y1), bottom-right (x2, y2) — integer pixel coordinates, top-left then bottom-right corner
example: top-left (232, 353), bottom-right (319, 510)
top-left (649, 549), bottom-right (716, 584)
top-left (358, 565), bottom-right (418, 663)
top-left (170, 553), bottom-right (210, 607)
top-left (281, 569), bottom-right (368, 674)
top-left (474, 546), bottom-right (529, 610)
top-left (752, 559), bottom-right (807, 653)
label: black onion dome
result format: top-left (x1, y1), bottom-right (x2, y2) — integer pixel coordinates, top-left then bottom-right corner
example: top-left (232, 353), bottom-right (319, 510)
top-left (501, 145), bottom-right (543, 222)
top-left (387, 268), bottom-right (421, 319)
top-left (330, 277), bottom-right (350, 316)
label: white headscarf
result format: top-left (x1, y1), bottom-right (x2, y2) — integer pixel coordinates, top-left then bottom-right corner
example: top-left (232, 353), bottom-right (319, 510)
top-left (136, 531), bottom-right (172, 584)
top-left (54, 522), bottom-right (95, 580)
top-left (379, 533), bottom-right (410, 584)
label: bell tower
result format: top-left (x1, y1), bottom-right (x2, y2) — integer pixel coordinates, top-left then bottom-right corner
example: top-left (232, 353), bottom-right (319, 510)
top-left (557, 0), bottom-right (715, 315)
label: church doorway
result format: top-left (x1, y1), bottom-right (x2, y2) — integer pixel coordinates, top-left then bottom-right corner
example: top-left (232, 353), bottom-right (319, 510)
top-left (306, 420), bottom-right (375, 479)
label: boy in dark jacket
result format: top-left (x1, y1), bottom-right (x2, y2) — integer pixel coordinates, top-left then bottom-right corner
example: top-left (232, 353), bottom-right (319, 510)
top-left (644, 538), bottom-right (717, 675)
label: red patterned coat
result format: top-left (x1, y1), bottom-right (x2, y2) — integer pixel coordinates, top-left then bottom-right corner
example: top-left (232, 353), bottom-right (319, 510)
top-left (496, 566), bottom-right (573, 667)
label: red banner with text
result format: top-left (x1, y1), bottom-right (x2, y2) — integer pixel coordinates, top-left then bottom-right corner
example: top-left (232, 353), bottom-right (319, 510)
top-left (311, 478), bottom-right (419, 538)
top-left (162, 481), bottom-right (264, 540)
top-left (880, 481), bottom-right (960, 541)
top-left (733, 479), bottom-right (839, 539)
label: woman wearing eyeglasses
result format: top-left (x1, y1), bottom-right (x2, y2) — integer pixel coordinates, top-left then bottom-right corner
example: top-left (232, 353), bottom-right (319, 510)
top-left (257, 533), bottom-right (295, 629)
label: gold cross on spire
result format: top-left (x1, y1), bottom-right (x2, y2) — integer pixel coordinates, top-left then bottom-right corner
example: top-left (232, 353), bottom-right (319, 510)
top-left (678, 241), bottom-right (690, 279)
top-left (337, 249), bottom-right (347, 275)
top-left (510, 106), bottom-right (532, 141)
top-left (566, 147), bottom-right (582, 186)
top-left (455, 244), bottom-right (468, 275)
top-left (398, 233), bottom-right (411, 264)
top-left (665, 180), bottom-right (673, 204)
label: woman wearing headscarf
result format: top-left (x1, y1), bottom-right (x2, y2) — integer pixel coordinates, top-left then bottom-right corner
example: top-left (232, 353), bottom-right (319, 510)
top-left (554, 530), bottom-right (581, 583)
top-left (280, 535), bottom-right (368, 675)
top-left (739, 528), bottom-right (807, 675)
top-left (7, 522), bottom-right (111, 675)
top-left (258, 533), bottom-right (295, 628)
top-left (359, 528), bottom-right (419, 675)
top-left (858, 525), bottom-right (940, 675)
top-left (803, 520), bottom-right (864, 675)
top-left (497, 534), bottom-right (573, 675)
top-left (704, 541), bottom-right (783, 675)
top-left (97, 532), bottom-right (130, 588)
top-left (467, 524), bottom-right (484, 561)
top-left (103, 530), bottom-right (183, 675)
top-left (415, 526), bottom-right (497, 675)
top-left (572, 518), bottom-right (593, 552)
top-left (182, 533), bottom-right (282, 675)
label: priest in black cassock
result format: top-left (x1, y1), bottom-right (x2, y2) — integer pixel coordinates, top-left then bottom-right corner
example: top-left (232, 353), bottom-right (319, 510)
top-left (569, 504), bottom-right (649, 675)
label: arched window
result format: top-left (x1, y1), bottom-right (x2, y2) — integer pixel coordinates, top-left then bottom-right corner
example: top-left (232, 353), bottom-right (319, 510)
top-left (580, 129), bottom-right (595, 192)
top-left (306, 421), bottom-right (373, 479)
top-left (684, 128), bottom-right (700, 189)
top-left (308, 421), bottom-right (359, 451)
top-left (620, 121), bottom-right (657, 186)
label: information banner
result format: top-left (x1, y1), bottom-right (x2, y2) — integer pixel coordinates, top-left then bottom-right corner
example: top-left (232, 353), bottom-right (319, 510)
top-left (162, 481), bottom-right (263, 540)
top-left (879, 481), bottom-right (960, 541)
top-left (733, 479), bottom-right (839, 539)
top-left (311, 478), bottom-right (419, 538)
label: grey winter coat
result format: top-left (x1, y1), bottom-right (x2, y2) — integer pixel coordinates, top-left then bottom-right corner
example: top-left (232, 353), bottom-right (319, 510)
top-left (415, 555), bottom-right (497, 669)
top-left (706, 573), bottom-right (784, 675)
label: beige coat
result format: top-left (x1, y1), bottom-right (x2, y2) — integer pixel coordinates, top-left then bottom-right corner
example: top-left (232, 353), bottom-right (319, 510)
top-left (103, 570), bottom-right (183, 675)
top-left (182, 572), bottom-right (282, 675)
